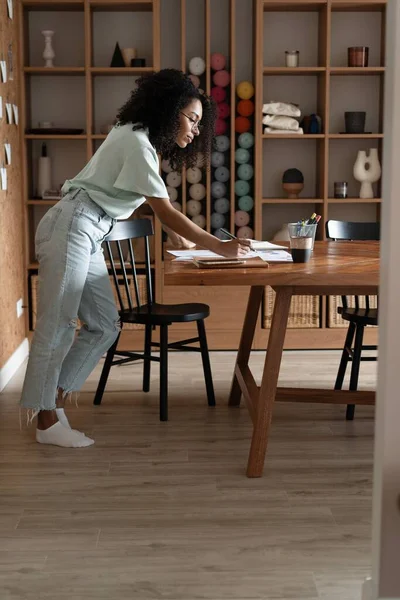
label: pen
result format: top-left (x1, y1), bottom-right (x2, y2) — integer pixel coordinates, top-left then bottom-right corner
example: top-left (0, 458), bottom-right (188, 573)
top-left (219, 228), bottom-right (237, 240)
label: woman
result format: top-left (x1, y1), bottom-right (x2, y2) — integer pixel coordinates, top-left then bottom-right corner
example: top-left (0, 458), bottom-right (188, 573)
top-left (21, 69), bottom-right (250, 448)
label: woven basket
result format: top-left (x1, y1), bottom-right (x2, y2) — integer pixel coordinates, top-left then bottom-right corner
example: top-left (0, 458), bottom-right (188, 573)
top-left (30, 274), bottom-right (147, 331)
top-left (263, 287), bottom-right (320, 329)
top-left (328, 295), bottom-right (378, 328)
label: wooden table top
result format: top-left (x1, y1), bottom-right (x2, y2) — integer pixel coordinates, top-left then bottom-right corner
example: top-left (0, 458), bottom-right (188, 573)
top-left (164, 241), bottom-right (380, 290)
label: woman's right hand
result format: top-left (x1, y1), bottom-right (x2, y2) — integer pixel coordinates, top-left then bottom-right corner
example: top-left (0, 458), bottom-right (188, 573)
top-left (215, 238), bottom-right (252, 258)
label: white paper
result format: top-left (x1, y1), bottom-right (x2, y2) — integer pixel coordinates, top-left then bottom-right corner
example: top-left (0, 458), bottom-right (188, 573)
top-left (4, 143), bottom-right (11, 165)
top-left (0, 97), bottom-right (2, 119)
top-left (1, 167), bottom-right (7, 191)
top-left (0, 61), bottom-right (7, 83)
top-left (256, 250), bottom-right (293, 262)
top-left (5, 103), bottom-right (12, 124)
top-left (168, 249), bottom-right (258, 261)
top-left (7, 0), bottom-right (13, 19)
top-left (12, 104), bottom-right (18, 125)
top-left (250, 239), bottom-right (287, 251)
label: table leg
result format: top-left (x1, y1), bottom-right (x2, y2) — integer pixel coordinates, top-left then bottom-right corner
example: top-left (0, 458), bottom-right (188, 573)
top-left (228, 286), bottom-right (264, 407)
top-left (246, 287), bottom-right (292, 477)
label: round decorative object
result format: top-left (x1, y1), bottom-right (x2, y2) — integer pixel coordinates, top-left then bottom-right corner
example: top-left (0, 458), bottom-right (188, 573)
top-left (236, 81), bottom-right (254, 100)
top-left (235, 148), bottom-right (250, 164)
top-left (161, 159), bottom-right (172, 173)
top-left (167, 186), bottom-right (178, 202)
top-left (217, 102), bottom-right (230, 120)
top-left (236, 225), bottom-right (253, 239)
top-left (213, 228), bottom-right (227, 240)
top-left (189, 183), bottom-right (206, 200)
top-left (195, 152), bottom-right (205, 168)
top-left (166, 171), bottom-right (182, 188)
top-left (188, 74), bottom-right (200, 88)
top-left (210, 52), bottom-right (226, 71)
top-left (235, 116), bottom-right (251, 134)
top-left (213, 69), bottom-right (231, 87)
top-left (238, 132), bottom-right (254, 149)
top-left (211, 212), bottom-right (225, 229)
top-left (192, 214), bottom-right (206, 229)
top-left (186, 199), bottom-right (202, 216)
top-left (235, 180), bottom-right (250, 196)
top-left (237, 163), bottom-right (254, 181)
top-left (235, 210), bottom-right (250, 227)
top-left (237, 99), bottom-right (254, 117)
top-left (211, 151), bottom-right (225, 168)
top-left (214, 166), bottom-right (230, 183)
top-left (215, 135), bottom-right (230, 152)
top-left (215, 118), bottom-right (228, 136)
top-left (186, 167), bottom-right (202, 184)
top-left (282, 168), bottom-right (304, 199)
top-left (211, 181), bottom-right (227, 198)
top-left (189, 56), bottom-right (205, 76)
top-left (171, 201), bottom-right (182, 212)
top-left (211, 86), bottom-right (227, 103)
top-left (238, 195), bottom-right (254, 211)
top-left (214, 197), bottom-right (230, 214)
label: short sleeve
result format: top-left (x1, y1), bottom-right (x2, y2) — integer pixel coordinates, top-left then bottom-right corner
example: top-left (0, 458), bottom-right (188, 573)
top-left (113, 146), bottom-right (169, 199)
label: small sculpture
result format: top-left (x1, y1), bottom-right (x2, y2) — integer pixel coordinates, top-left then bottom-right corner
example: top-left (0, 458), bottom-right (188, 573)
top-left (353, 149), bottom-right (381, 199)
top-left (42, 30), bottom-right (55, 68)
top-left (282, 168), bottom-right (304, 199)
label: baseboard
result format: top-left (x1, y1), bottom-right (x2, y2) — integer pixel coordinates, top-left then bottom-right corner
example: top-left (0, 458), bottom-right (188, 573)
top-left (0, 339), bottom-right (29, 393)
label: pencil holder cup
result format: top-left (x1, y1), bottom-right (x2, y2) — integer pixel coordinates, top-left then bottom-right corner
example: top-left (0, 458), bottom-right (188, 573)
top-left (288, 223), bottom-right (317, 263)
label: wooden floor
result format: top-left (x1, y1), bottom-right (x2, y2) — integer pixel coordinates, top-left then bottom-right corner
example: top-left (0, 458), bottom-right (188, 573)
top-left (0, 350), bottom-right (377, 600)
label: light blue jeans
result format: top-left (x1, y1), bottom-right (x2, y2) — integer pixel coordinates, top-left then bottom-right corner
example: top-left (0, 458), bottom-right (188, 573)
top-left (20, 188), bottom-right (120, 413)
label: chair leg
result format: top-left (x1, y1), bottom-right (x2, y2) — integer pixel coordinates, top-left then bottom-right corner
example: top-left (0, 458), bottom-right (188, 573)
top-left (197, 319), bottom-right (216, 407)
top-left (143, 324), bottom-right (152, 393)
top-left (347, 324), bottom-right (365, 421)
top-left (159, 324), bottom-right (168, 422)
top-left (334, 321), bottom-right (356, 391)
top-left (93, 333), bottom-right (120, 405)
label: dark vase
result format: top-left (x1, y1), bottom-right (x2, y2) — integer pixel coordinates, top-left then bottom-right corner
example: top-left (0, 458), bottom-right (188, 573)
top-left (345, 111), bottom-right (366, 134)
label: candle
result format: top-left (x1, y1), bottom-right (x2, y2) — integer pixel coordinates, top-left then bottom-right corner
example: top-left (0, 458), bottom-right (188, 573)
top-left (285, 50), bottom-right (299, 67)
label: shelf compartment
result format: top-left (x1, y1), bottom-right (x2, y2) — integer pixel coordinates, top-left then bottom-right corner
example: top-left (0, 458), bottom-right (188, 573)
top-left (330, 67), bottom-right (385, 75)
top-left (328, 138), bottom-right (382, 198)
top-left (329, 75), bottom-right (382, 134)
top-left (263, 134), bottom-right (325, 139)
top-left (263, 67), bottom-right (325, 75)
top-left (90, 67), bottom-right (154, 75)
top-left (262, 198), bottom-right (324, 203)
top-left (24, 67), bottom-right (85, 75)
top-left (328, 197), bottom-right (381, 203)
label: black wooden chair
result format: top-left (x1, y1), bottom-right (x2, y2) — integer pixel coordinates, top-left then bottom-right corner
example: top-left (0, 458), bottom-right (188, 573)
top-left (326, 220), bottom-right (379, 420)
top-left (93, 219), bottom-right (215, 421)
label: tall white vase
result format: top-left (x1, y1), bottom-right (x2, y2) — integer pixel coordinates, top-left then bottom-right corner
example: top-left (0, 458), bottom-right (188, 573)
top-left (353, 148), bottom-right (381, 199)
top-left (42, 30), bottom-right (55, 68)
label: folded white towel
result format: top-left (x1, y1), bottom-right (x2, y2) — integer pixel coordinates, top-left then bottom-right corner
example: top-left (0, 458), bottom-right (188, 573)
top-left (262, 101), bottom-right (301, 118)
top-left (262, 114), bottom-right (300, 131)
top-left (264, 126), bottom-right (304, 135)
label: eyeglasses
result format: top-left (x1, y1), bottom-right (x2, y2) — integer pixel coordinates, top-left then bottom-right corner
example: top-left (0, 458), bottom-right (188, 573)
top-left (181, 112), bottom-right (202, 134)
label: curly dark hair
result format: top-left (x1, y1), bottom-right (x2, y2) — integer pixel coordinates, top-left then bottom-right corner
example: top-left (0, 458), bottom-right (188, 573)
top-left (116, 69), bottom-right (217, 171)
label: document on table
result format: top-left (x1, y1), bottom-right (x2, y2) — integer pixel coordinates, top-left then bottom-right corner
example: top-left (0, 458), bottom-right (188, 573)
top-left (168, 249), bottom-right (259, 261)
top-left (256, 250), bottom-right (293, 262)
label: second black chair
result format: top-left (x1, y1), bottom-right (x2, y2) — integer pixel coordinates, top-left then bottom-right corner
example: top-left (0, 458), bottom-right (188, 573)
top-left (326, 220), bottom-right (379, 420)
top-left (93, 219), bottom-right (215, 421)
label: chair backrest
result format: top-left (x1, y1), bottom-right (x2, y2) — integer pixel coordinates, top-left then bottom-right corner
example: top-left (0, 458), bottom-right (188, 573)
top-left (325, 220), bottom-right (380, 242)
top-left (325, 220), bottom-right (380, 313)
top-left (104, 219), bottom-right (154, 311)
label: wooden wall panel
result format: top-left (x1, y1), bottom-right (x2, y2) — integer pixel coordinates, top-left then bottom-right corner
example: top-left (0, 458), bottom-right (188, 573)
top-left (0, 0), bottom-right (26, 368)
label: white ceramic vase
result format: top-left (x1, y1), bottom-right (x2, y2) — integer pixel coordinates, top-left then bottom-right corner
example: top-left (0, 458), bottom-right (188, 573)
top-left (42, 30), bottom-right (55, 68)
top-left (353, 148), bottom-right (381, 199)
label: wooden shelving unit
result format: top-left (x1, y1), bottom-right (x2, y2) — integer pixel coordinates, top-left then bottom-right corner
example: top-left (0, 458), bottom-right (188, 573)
top-left (20, 0), bottom-right (161, 349)
top-left (20, 0), bottom-right (385, 351)
top-left (253, 0), bottom-right (384, 349)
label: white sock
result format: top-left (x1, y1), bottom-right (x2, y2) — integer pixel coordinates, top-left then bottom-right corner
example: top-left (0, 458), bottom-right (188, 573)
top-left (55, 408), bottom-right (71, 429)
top-left (36, 422), bottom-right (95, 448)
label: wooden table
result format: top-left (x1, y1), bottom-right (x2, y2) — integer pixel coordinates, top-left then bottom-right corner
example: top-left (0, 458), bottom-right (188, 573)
top-left (164, 241), bottom-right (379, 477)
